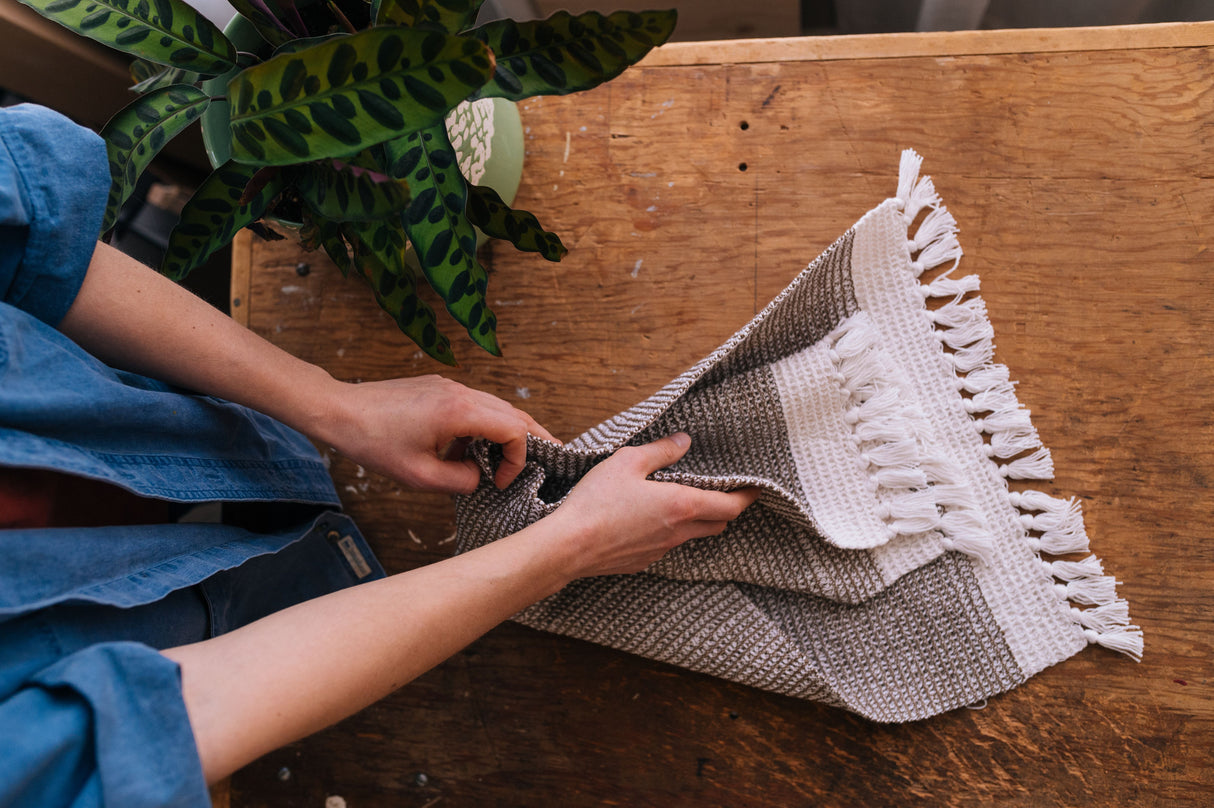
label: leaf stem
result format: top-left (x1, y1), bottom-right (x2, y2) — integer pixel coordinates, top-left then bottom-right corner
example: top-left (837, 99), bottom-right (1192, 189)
top-left (327, 1), bottom-right (359, 34)
top-left (286, 4), bottom-right (310, 38)
top-left (246, 0), bottom-right (295, 36)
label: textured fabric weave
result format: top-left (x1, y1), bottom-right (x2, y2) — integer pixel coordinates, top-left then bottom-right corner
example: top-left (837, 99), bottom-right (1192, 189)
top-left (455, 152), bottom-right (1141, 722)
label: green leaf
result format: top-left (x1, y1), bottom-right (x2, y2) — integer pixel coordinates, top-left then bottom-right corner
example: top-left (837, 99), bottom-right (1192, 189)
top-left (374, 0), bottom-right (484, 34)
top-left (473, 9), bottom-right (677, 100)
top-left (227, 27), bottom-right (494, 166)
top-left (225, 1), bottom-right (296, 49)
top-left (128, 58), bottom-right (202, 93)
top-left (466, 183), bottom-right (567, 262)
top-left (17, 0), bottom-right (237, 75)
top-left (300, 217), bottom-right (354, 277)
top-left (385, 124), bottom-right (499, 356)
top-left (271, 32), bottom-right (348, 56)
top-left (161, 161), bottom-right (286, 281)
top-left (293, 157), bottom-right (412, 221)
top-left (345, 220), bottom-right (457, 365)
top-left (100, 85), bottom-right (211, 231)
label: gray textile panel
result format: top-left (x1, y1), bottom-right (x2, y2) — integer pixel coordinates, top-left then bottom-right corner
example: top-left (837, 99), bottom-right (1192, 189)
top-left (456, 453), bottom-right (556, 541)
top-left (460, 228), bottom-right (889, 603)
top-left (637, 363), bottom-right (889, 603)
top-left (742, 553), bottom-right (1024, 722)
top-left (458, 358), bottom-right (891, 603)
top-left (516, 553), bottom-right (1023, 722)
top-left (649, 496), bottom-right (888, 603)
top-left (518, 574), bottom-right (844, 706)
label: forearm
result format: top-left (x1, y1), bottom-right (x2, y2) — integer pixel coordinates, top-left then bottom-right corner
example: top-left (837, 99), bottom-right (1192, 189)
top-left (164, 435), bottom-right (758, 783)
top-left (164, 518), bottom-right (579, 783)
top-left (55, 241), bottom-right (551, 491)
top-left (58, 240), bottom-right (339, 437)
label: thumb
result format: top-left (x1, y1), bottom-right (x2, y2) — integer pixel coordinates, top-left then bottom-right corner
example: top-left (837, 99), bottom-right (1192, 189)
top-left (638, 432), bottom-right (692, 474)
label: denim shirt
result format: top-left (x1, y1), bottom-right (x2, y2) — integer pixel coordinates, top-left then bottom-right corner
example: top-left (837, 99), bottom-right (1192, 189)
top-left (0, 104), bottom-right (384, 807)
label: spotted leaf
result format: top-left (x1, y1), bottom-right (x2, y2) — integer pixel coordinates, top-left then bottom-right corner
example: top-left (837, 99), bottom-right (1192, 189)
top-left (18, 0), bottom-right (236, 75)
top-left (161, 161), bottom-right (286, 281)
top-left (474, 9), bottom-right (676, 100)
top-left (385, 125), bottom-right (499, 356)
top-left (227, 27), bottom-right (494, 166)
top-left (128, 58), bottom-right (202, 93)
top-left (300, 218), bottom-right (354, 278)
top-left (293, 157), bottom-right (412, 222)
top-left (466, 183), bottom-right (567, 262)
top-left (271, 32), bottom-right (349, 57)
top-left (100, 85), bottom-right (210, 232)
top-left (225, 0), bottom-right (297, 49)
top-left (374, 0), bottom-right (484, 34)
top-left (345, 220), bottom-right (457, 365)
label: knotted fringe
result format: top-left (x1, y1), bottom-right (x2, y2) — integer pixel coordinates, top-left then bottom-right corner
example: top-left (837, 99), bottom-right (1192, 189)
top-left (895, 148), bottom-right (1142, 661)
top-left (827, 315), bottom-right (995, 563)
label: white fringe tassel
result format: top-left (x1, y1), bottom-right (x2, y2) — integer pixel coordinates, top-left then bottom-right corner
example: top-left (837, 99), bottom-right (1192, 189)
top-left (829, 314), bottom-right (995, 564)
top-left (897, 149), bottom-right (925, 209)
top-left (897, 148), bottom-right (1143, 661)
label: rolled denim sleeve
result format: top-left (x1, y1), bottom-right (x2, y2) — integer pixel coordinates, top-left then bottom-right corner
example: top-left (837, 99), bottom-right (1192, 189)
top-left (0, 642), bottom-right (209, 808)
top-left (0, 104), bottom-right (109, 326)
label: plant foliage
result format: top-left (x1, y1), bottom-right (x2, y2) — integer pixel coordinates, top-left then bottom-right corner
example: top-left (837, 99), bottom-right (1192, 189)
top-left (18, 0), bottom-right (677, 363)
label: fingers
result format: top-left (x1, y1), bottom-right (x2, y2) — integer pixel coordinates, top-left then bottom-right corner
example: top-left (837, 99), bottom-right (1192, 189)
top-left (681, 485), bottom-right (762, 524)
top-left (494, 434), bottom-right (529, 489)
top-left (432, 384), bottom-right (558, 490)
top-left (464, 408), bottom-right (538, 490)
top-left (410, 457), bottom-right (483, 495)
top-left (521, 413), bottom-right (559, 444)
top-left (625, 432), bottom-right (692, 475)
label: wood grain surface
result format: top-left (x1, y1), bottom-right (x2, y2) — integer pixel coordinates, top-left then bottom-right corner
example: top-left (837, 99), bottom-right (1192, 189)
top-left (228, 23), bottom-right (1212, 807)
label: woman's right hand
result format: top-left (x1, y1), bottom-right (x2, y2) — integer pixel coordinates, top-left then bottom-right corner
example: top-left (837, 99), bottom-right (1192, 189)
top-left (165, 432), bottom-right (758, 785)
top-left (542, 433), bottom-right (761, 580)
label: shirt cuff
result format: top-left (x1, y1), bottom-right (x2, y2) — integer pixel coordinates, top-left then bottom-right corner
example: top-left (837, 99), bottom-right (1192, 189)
top-left (31, 642), bottom-right (210, 808)
top-left (0, 104), bottom-right (109, 326)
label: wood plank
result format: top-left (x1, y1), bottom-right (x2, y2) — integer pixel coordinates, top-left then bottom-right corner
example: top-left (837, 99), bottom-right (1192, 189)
top-left (642, 19), bottom-right (1214, 64)
top-left (231, 26), bottom-right (1213, 808)
top-left (230, 230), bottom-right (254, 329)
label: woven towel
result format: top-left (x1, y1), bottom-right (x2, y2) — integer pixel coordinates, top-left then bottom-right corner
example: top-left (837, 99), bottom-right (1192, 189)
top-left (455, 151), bottom-right (1142, 722)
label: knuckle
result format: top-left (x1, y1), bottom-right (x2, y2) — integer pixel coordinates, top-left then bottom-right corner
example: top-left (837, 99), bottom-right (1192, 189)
top-left (667, 496), bottom-right (698, 525)
top-left (446, 396), bottom-right (474, 419)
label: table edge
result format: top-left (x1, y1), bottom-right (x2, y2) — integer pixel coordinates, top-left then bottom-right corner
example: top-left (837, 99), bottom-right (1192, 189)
top-left (641, 20), bottom-right (1214, 66)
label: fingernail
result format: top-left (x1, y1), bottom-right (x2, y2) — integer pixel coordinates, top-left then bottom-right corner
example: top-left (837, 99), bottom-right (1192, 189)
top-left (671, 432), bottom-right (691, 449)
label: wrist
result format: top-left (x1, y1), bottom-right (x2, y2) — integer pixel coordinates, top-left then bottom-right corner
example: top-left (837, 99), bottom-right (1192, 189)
top-left (274, 365), bottom-right (349, 446)
top-left (514, 507), bottom-right (599, 591)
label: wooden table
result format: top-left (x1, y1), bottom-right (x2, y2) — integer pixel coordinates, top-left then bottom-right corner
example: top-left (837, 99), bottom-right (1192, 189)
top-left (229, 21), bottom-right (1213, 807)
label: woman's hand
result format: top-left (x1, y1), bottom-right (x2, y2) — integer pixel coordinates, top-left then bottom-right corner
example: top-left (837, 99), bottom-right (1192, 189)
top-left (58, 244), bottom-right (554, 495)
top-left (310, 375), bottom-right (557, 494)
top-left (540, 433), bottom-right (761, 579)
top-left (168, 431), bottom-right (757, 784)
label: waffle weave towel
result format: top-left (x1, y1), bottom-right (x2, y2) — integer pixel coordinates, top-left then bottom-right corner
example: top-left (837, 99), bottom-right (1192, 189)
top-left (455, 151), bottom-right (1141, 722)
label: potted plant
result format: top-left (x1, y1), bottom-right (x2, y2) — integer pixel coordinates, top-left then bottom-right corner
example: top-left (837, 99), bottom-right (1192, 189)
top-left (18, 0), bottom-right (677, 364)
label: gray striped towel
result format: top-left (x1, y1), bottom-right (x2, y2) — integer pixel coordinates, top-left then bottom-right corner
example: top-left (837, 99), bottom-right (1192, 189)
top-left (455, 151), bottom-right (1141, 722)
